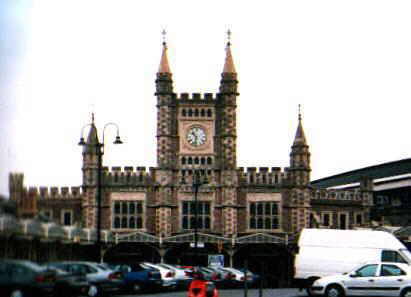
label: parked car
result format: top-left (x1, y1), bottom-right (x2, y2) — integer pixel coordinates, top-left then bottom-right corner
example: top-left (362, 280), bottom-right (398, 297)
top-left (111, 263), bottom-right (163, 293)
top-left (310, 262), bottom-right (411, 297)
top-left (157, 263), bottom-right (192, 289)
top-left (219, 267), bottom-right (252, 287)
top-left (141, 262), bottom-right (177, 290)
top-left (240, 268), bottom-right (261, 287)
top-left (44, 267), bottom-right (89, 297)
top-left (0, 259), bottom-right (57, 297)
top-left (46, 261), bottom-right (123, 297)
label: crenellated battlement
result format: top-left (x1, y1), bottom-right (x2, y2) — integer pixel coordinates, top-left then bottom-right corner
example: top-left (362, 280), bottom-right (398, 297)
top-left (177, 92), bottom-right (217, 101)
top-left (239, 167), bottom-right (287, 186)
top-left (101, 166), bottom-right (153, 186)
top-left (25, 186), bottom-right (83, 199)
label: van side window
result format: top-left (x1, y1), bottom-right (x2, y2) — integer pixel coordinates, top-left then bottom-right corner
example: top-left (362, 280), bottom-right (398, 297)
top-left (382, 250), bottom-right (407, 263)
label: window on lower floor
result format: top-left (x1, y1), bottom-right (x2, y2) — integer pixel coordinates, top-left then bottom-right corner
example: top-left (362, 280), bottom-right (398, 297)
top-left (62, 210), bottom-right (72, 226)
top-left (355, 213), bottom-right (363, 225)
top-left (338, 212), bottom-right (348, 230)
top-left (322, 212), bottom-right (332, 227)
top-left (249, 202), bottom-right (280, 229)
top-left (182, 201), bottom-right (211, 230)
top-left (112, 201), bottom-right (144, 229)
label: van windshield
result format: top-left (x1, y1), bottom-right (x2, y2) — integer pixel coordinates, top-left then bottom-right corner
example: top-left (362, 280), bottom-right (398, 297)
top-left (400, 249), bottom-right (411, 262)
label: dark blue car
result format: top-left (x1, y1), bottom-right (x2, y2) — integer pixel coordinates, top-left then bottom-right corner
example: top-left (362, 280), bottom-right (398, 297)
top-left (113, 263), bottom-right (162, 293)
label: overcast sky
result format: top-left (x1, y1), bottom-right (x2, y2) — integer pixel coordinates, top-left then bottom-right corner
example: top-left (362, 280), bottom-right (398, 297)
top-left (1, 0), bottom-right (411, 196)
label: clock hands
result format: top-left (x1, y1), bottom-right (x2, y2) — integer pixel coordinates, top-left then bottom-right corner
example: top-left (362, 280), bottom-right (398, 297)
top-left (187, 127), bottom-right (206, 146)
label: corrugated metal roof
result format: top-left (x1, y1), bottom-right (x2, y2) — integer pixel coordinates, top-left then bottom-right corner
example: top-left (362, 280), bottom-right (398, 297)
top-left (311, 158), bottom-right (411, 188)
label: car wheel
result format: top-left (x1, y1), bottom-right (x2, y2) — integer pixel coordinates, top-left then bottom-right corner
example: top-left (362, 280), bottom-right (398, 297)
top-left (325, 284), bottom-right (345, 297)
top-left (305, 277), bottom-right (319, 297)
top-left (88, 284), bottom-right (99, 297)
top-left (10, 289), bottom-right (24, 297)
top-left (401, 288), bottom-right (411, 297)
top-left (305, 286), bottom-right (315, 297)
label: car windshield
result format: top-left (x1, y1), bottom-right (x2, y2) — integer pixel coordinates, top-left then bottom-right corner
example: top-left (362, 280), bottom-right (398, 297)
top-left (21, 261), bottom-right (49, 272)
top-left (401, 249), bottom-right (411, 262)
top-left (97, 264), bottom-right (109, 270)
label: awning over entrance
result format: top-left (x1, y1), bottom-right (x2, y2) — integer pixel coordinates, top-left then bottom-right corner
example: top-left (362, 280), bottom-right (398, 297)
top-left (236, 233), bottom-right (286, 244)
top-left (116, 231), bottom-right (159, 243)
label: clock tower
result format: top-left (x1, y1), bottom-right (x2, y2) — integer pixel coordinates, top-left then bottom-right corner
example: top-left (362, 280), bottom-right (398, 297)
top-left (154, 33), bottom-right (239, 236)
top-left (176, 37), bottom-right (238, 174)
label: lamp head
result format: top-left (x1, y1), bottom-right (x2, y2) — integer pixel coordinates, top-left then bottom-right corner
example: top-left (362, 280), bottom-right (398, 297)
top-left (78, 137), bottom-right (86, 146)
top-left (114, 136), bottom-right (123, 144)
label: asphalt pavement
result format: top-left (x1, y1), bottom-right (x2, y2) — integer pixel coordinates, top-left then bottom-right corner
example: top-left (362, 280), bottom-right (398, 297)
top-left (113, 288), bottom-right (308, 297)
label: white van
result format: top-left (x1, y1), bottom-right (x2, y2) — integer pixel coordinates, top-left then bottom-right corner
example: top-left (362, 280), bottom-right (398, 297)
top-left (294, 228), bottom-right (411, 292)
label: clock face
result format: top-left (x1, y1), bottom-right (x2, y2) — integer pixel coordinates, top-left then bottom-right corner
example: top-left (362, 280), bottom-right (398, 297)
top-left (186, 126), bottom-right (206, 147)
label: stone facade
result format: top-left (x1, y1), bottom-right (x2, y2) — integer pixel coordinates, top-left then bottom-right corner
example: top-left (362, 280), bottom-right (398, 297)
top-left (9, 40), bottom-right (373, 239)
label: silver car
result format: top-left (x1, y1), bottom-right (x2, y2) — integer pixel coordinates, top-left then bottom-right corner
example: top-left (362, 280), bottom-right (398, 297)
top-left (311, 262), bottom-right (411, 297)
top-left (47, 261), bottom-right (123, 297)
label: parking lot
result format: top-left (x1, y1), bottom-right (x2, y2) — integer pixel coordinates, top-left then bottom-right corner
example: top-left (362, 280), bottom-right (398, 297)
top-left (112, 288), bottom-right (306, 297)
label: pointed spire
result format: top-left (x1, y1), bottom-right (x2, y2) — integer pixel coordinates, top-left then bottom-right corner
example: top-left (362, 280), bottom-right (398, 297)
top-left (84, 113), bottom-right (99, 154)
top-left (223, 29), bottom-right (236, 74)
top-left (293, 104), bottom-right (307, 145)
top-left (158, 29), bottom-right (171, 74)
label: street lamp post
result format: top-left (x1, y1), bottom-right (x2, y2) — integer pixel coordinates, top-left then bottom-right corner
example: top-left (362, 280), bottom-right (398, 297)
top-left (79, 118), bottom-right (123, 262)
top-left (183, 170), bottom-right (208, 266)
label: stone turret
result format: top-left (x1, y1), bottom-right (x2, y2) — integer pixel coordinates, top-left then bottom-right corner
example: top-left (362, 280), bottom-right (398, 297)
top-left (155, 39), bottom-right (174, 95)
top-left (155, 34), bottom-right (177, 169)
top-left (219, 33), bottom-right (238, 95)
top-left (82, 114), bottom-right (100, 187)
top-left (289, 106), bottom-right (311, 187)
top-left (217, 32), bottom-right (239, 170)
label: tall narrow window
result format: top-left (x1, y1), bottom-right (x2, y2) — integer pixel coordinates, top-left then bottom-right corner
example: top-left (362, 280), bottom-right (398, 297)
top-left (62, 211), bottom-right (72, 226)
top-left (248, 202), bottom-right (280, 230)
top-left (112, 201), bottom-right (144, 229)
top-left (182, 201), bottom-right (211, 230)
